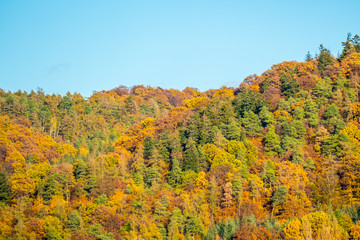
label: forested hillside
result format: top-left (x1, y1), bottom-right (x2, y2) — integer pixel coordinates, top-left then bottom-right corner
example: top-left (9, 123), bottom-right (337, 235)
top-left (1, 35), bottom-right (360, 239)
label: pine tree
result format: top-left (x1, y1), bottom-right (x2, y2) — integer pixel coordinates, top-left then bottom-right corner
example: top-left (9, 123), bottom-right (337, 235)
top-left (167, 218), bottom-right (182, 240)
top-left (168, 158), bottom-right (182, 187)
top-left (95, 194), bottom-right (108, 205)
top-left (183, 138), bottom-right (200, 173)
top-left (167, 208), bottom-right (185, 239)
top-left (74, 160), bottom-right (87, 180)
top-left (232, 176), bottom-right (243, 201)
top-left (317, 44), bottom-right (336, 72)
top-left (143, 135), bottom-right (154, 159)
top-left (305, 99), bottom-right (319, 127)
top-left (66, 210), bottom-right (82, 231)
top-left (158, 224), bottom-right (167, 240)
top-left (85, 175), bottom-right (98, 194)
top-left (340, 33), bottom-right (356, 59)
top-left (264, 125), bottom-right (281, 156)
top-left (154, 195), bottom-right (170, 221)
top-left (185, 216), bottom-right (204, 239)
top-left (292, 120), bottom-right (306, 139)
top-left (291, 147), bottom-right (304, 165)
top-left (242, 111), bottom-right (262, 137)
top-left (305, 51), bottom-right (313, 61)
top-left (271, 186), bottom-right (288, 207)
top-left (148, 147), bottom-right (161, 166)
top-left (281, 136), bottom-right (298, 155)
top-left (304, 158), bottom-right (315, 171)
top-left (219, 101), bottom-right (235, 125)
top-left (156, 132), bottom-right (171, 163)
top-left (145, 167), bottom-right (161, 186)
top-left (225, 121), bottom-right (242, 141)
top-left (187, 112), bottom-right (201, 144)
top-left (0, 172), bottom-right (11, 204)
top-left (169, 133), bottom-right (182, 160)
top-left (292, 107), bottom-right (304, 120)
top-left (262, 160), bottom-right (278, 188)
top-left (199, 114), bottom-right (215, 144)
top-left (42, 174), bottom-right (58, 205)
top-left (280, 73), bottom-right (300, 98)
top-left (259, 106), bottom-right (275, 127)
top-left (218, 218), bottom-right (237, 240)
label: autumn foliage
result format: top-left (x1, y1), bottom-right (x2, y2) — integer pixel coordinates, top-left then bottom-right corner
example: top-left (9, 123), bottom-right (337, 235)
top-left (1, 34), bottom-right (360, 239)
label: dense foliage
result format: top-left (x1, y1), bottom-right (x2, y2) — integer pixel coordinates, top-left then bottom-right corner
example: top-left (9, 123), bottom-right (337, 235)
top-left (1, 34), bottom-right (360, 239)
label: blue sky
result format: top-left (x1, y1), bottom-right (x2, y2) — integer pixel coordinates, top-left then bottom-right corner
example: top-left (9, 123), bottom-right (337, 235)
top-left (1, 0), bottom-right (359, 97)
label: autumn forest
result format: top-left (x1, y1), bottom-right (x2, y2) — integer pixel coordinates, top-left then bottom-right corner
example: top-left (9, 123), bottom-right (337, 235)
top-left (2, 35), bottom-right (360, 239)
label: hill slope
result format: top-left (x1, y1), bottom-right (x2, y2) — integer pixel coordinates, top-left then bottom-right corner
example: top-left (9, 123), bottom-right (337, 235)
top-left (1, 35), bottom-right (360, 239)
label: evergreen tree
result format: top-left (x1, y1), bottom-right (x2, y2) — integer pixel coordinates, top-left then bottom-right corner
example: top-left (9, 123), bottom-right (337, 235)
top-left (304, 99), bottom-right (319, 127)
top-left (205, 225), bottom-right (218, 240)
top-left (313, 78), bottom-right (333, 100)
top-left (233, 88), bottom-right (266, 117)
top-left (305, 51), bottom-right (313, 61)
top-left (262, 160), bottom-right (278, 188)
top-left (154, 195), bottom-right (170, 221)
top-left (169, 133), bottom-right (183, 160)
top-left (304, 158), bottom-right (315, 171)
top-left (259, 106), bottom-right (275, 127)
top-left (324, 104), bottom-right (340, 119)
top-left (43, 174), bottom-right (58, 205)
top-left (148, 147), bottom-right (161, 166)
top-left (185, 216), bottom-right (204, 239)
top-left (183, 138), bottom-right (200, 173)
top-left (281, 136), bottom-right (298, 155)
top-left (292, 107), bottom-right (304, 120)
top-left (224, 121), bottom-right (242, 141)
top-left (277, 99), bottom-right (291, 112)
top-left (199, 114), bottom-right (215, 144)
top-left (168, 158), bottom-right (182, 187)
top-left (317, 44), bottom-right (336, 72)
top-left (167, 208), bottom-right (184, 239)
top-left (280, 73), bottom-right (300, 98)
top-left (187, 112), bottom-right (201, 144)
top-left (264, 125), bottom-right (281, 156)
top-left (158, 224), bottom-right (167, 240)
top-left (218, 101), bottom-right (235, 125)
top-left (145, 167), bottom-right (161, 186)
top-left (340, 33), bottom-right (357, 59)
top-left (271, 185), bottom-right (288, 207)
top-left (217, 218), bottom-right (237, 240)
top-left (291, 147), bottom-right (304, 165)
top-left (143, 135), bottom-right (154, 159)
top-left (232, 176), bottom-right (243, 200)
top-left (74, 160), bottom-right (87, 180)
top-left (156, 132), bottom-right (171, 163)
top-left (291, 120), bottom-right (306, 139)
top-left (67, 210), bottom-right (82, 231)
top-left (0, 172), bottom-right (11, 204)
top-left (241, 110), bottom-right (262, 137)
top-left (95, 194), bottom-right (108, 205)
top-left (85, 175), bottom-right (98, 194)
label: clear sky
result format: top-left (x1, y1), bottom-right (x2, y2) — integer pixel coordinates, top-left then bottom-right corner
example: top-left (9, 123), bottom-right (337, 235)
top-left (1, 0), bottom-right (360, 97)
